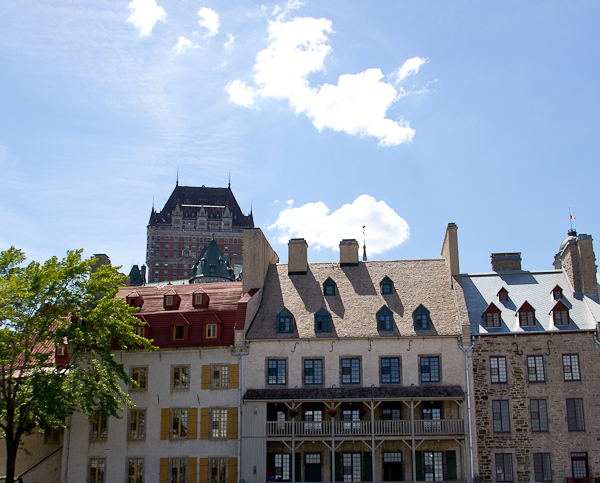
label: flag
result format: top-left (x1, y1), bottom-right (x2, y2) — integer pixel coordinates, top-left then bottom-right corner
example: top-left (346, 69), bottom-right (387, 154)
top-left (570, 215), bottom-right (576, 220)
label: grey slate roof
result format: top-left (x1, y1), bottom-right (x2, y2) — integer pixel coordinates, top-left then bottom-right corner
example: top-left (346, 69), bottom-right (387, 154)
top-left (246, 259), bottom-right (462, 339)
top-left (460, 270), bottom-right (600, 334)
top-left (244, 386), bottom-right (465, 401)
top-left (190, 238), bottom-right (236, 282)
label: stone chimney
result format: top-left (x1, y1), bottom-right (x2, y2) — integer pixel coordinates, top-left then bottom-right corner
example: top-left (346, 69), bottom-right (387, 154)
top-left (441, 223), bottom-right (460, 277)
top-left (491, 253), bottom-right (522, 272)
top-left (92, 254), bottom-right (111, 273)
top-left (339, 239), bottom-right (359, 267)
top-left (558, 232), bottom-right (598, 298)
top-left (288, 238), bottom-right (308, 275)
top-left (141, 265), bottom-right (147, 284)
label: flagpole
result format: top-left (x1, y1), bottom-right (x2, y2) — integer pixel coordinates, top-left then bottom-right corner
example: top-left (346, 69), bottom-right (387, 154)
top-left (569, 208), bottom-right (573, 231)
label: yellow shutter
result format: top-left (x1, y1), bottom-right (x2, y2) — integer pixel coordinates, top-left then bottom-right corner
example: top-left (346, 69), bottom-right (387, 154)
top-left (160, 458), bottom-right (169, 483)
top-left (202, 365), bottom-right (211, 389)
top-left (229, 364), bottom-right (239, 389)
top-left (200, 408), bottom-right (209, 440)
top-left (228, 457), bottom-right (237, 483)
top-left (199, 458), bottom-right (209, 483)
top-left (228, 407), bottom-right (238, 440)
top-left (188, 407), bottom-right (198, 440)
top-left (161, 408), bottom-right (170, 440)
top-left (188, 457), bottom-right (197, 483)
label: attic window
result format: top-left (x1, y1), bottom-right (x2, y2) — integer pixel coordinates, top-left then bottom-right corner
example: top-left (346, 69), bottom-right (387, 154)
top-left (173, 325), bottom-right (184, 340)
top-left (552, 301), bottom-right (570, 325)
top-left (552, 286), bottom-right (563, 300)
top-left (483, 303), bottom-right (501, 328)
top-left (497, 288), bottom-right (509, 302)
top-left (377, 306), bottom-right (393, 331)
top-left (193, 292), bottom-right (209, 307)
top-left (277, 308), bottom-right (293, 334)
top-left (413, 305), bottom-right (431, 330)
top-left (206, 324), bottom-right (217, 339)
top-left (314, 308), bottom-right (331, 333)
top-left (518, 302), bottom-right (536, 327)
top-left (380, 276), bottom-right (394, 295)
top-left (165, 295), bottom-right (174, 307)
top-left (323, 277), bottom-right (336, 296)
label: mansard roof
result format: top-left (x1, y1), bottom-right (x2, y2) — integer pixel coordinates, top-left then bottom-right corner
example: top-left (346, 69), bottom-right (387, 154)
top-left (189, 238), bottom-right (236, 282)
top-left (246, 259), bottom-right (462, 340)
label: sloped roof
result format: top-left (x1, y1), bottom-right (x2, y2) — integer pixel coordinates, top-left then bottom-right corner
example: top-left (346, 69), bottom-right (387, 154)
top-left (460, 270), bottom-right (600, 334)
top-left (190, 239), bottom-right (236, 282)
top-left (246, 259), bottom-right (461, 339)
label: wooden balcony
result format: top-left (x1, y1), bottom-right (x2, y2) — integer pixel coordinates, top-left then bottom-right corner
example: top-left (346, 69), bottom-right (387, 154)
top-left (266, 419), bottom-right (464, 438)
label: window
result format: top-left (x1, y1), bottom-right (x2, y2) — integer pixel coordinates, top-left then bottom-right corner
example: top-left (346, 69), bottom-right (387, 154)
top-left (92, 412), bottom-right (107, 440)
top-left (323, 277), bottom-right (336, 296)
top-left (170, 458), bottom-right (187, 483)
top-left (89, 458), bottom-right (105, 483)
top-left (381, 357), bottom-right (400, 384)
top-left (343, 453), bottom-right (362, 482)
top-left (420, 356), bottom-right (440, 383)
top-left (552, 285), bottom-right (563, 300)
top-left (423, 451), bottom-right (443, 481)
top-left (268, 359), bottom-right (287, 385)
top-left (498, 288), bottom-right (509, 302)
top-left (210, 458), bottom-right (228, 483)
top-left (172, 366), bottom-right (189, 390)
top-left (380, 276), bottom-right (393, 295)
top-left (44, 423), bottom-right (60, 444)
top-left (134, 326), bottom-right (145, 337)
top-left (274, 454), bottom-right (290, 481)
top-left (210, 408), bottom-right (228, 438)
top-left (413, 305), bottom-right (431, 330)
top-left (206, 323), bottom-right (217, 339)
top-left (314, 308), bottom-right (331, 333)
top-left (563, 354), bottom-right (581, 381)
top-left (527, 356), bottom-right (545, 383)
top-left (377, 307), bottom-right (393, 331)
top-left (304, 407), bottom-right (323, 432)
top-left (382, 405), bottom-right (401, 421)
top-left (304, 359), bottom-right (323, 385)
top-left (341, 358), bottom-right (361, 385)
top-left (495, 454), bottom-right (513, 482)
top-left (383, 453), bottom-right (402, 482)
top-left (131, 367), bottom-right (147, 390)
top-left (490, 356), bottom-right (507, 383)
top-left (166, 295), bottom-right (174, 306)
top-left (485, 312), bottom-right (501, 327)
top-left (571, 453), bottom-right (588, 479)
top-left (534, 453), bottom-right (552, 482)
top-left (518, 302), bottom-right (536, 326)
top-left (277, 309), bottom-right (293, 334)
top-left (171, 409), bottom-right (189, 438)
top-left (127, 458), bottom-right (144, 483)
top-left (173, 325), bottom-right (184, 340)
top-left (566, 398), bottom-right (585, 431)
top-left (530, 399), bottom-right (548, 432)
top-left (129, 410), bottom-right (145, 439)
top-left (552, 301), bottom-right (570, 325)
top-left (211, 365), bottom-right (229, 388)
top-left (492, 400), bottom-right (510, 433)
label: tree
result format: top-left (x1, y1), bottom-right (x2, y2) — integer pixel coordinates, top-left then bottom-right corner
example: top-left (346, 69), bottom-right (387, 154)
top-left (0, 247), bottom-right (154, 481)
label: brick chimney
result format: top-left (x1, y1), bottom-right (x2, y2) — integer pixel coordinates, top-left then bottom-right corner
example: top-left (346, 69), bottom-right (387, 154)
top-left (491, 253), bottom-right (522, 272)
top-left (339, 239), bottom-right (359, 267)
top-left (288, 238), bottom-right (308, 275)
top-left (441, 223), bottom-right (460, 277)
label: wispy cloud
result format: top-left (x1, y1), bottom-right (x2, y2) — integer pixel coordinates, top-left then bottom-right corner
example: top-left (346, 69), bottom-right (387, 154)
top-left (268, 195), bottom-right (410, 255)
top-left (126, 0), bottom-right (167, 37)
top-left (173, 36), bottom-right (194, 55)
top-left (224, 33), bottom-right (235, 50)
top-left (392, 57), bottom-right (428, 84)
top-left (228, 16), bottom-right (425, 146)
top-left (198, 7), bottom-right (219, 38)
top-left (273, 0), bottom-right (305, 20)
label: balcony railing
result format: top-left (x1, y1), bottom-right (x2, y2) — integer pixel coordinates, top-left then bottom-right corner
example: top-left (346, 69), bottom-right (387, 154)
top-left (266, 419), bottom-right (464, 438)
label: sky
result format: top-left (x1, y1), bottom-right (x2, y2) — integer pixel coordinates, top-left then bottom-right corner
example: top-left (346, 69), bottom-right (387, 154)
top-left (1, 0), bottom-right (599, 275)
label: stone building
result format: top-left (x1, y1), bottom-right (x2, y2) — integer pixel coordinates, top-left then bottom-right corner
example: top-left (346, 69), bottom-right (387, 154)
top-left (147, 183), bottom-right (254, 283)
top-left (240, 225), bottom-right (477, 483)
top-left (460, 231), bottom-right (600, 482)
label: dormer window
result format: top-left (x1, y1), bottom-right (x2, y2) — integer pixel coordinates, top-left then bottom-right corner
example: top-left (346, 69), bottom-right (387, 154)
top-left (483, 303), bottom-right (501, 327)
top-left (126, 291), bottom-right (143, 308)
top-left (413, 305), bottom-right (431, 330)
top-left (518, 302), bottom-right (536, 327)
top-left (163, 290), bottom-right (180, 309)
top-left (206, 324), bottom-right (217, 339)
top-left (552, 285), bottom-right (563, 300)
top-left (173, 325), bottom-right (184, 340)
top-left (323, 278), bottom-right (336, 296)
top-left (377, 306), bottom-right (393, 331)
top-left (552, 301), bottom-right (570, 325)
top-left (192, 289), bottom-right (209, 307)
top-left (277, 308), bottom-right (294, 333)
top-left (165, 295), bottom-right (174, 306)
top-left (497, 288), bottom-right (509, 303)
top-left (314, 308), bottom-right (331, 333)
top-left (380, 276), bottom-right (394, 295)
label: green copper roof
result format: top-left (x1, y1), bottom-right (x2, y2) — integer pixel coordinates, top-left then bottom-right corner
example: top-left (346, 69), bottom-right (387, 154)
top-left (189, 238), bottom-right (236, 282)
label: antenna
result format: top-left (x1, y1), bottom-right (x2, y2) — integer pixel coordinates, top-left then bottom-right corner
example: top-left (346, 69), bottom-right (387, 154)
top-left (176, 168), bottom-right (179, 187)
top-left (228, 169), bottom-right (231, 188)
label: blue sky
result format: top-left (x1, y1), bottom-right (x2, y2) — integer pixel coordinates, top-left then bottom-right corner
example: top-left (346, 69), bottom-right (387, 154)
top-left (1, 0), bottom-right (599, 275)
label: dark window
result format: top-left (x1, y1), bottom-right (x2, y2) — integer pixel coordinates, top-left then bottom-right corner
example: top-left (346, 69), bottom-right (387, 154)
top-left (490, 356), bottom-right (507, 383)
top-left (341, 358), bottom-right (360, 385)
top-left (530, 399), bottom-right (548, 432)
top-left (571, 453), bottom-right (588, 479)
top-left (498, 288), bottom-right (509, 302)
top-left (563, 354), bottom-right (581, 381)
top-left (413, 305), bottom-right (431, 330)
top-left (377, 307), bottom-right (393, 331)
top-left (527, 356), bottom-right (545, 383)
top-left (486, 312), bottom-right (501, 327)
top-left (380, 276), bottom-right (393, 295)
top-left (304, 359), bottom-right (323, 385)
top-left (342, 453), bottom-right (361, 481)
top-left (420, 357), bottom-right (440, 383)
top-left (273, 453), bottom-right (290, 481)
top-left (383, 452), bottom-right (402, 482)
top-left (277, 309), bottom-right (293, 334)
top-left (492, 400), bottom-right (510, 433)
top-left (552, 286), bottom-right (563, 300)
top-left (382, 406), bottom-right (401, 421)
top-left (323, 278), bottom-right (336, 296)
top-left (533, 453), bottom-right (552, 482)
top-left (173, 325), bottom-right (184, 340)
top-left (314, 309), bottom-right (331, 333)
top-left (381, 358), bottom-right (400, 384)
top-left (566, 398), bottom-right (585, 431)
top-left (553, 309), bottom-right (569, 325)
top-left (268, 360), bottom-right (286, 385)
top-left (495, 454), bottom-right (513, 482)
top-left (518, 303), bottom-right (536, 326)
top-left (423, 452), bottom-right (443, 481)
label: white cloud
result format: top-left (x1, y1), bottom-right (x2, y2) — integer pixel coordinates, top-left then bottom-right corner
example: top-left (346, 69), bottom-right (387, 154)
top-left (224, 33), bottom-right (235, 49)
top-left (273, 0), bottom-right (305, 20)
top-left (393, 57), bottom-right (428, 84)
top-left (267, 195), bottom-right (410, 255)
top-left (226, 80), bottom-right (257, 109)
top-left (228, 17), bottom-right (423, 146)
top-left (198, 7), bottom-right (219, 38)
top-left (173, 36), bottom-right (194, 55)
top-left (126, 0), bottom-right (167, 37)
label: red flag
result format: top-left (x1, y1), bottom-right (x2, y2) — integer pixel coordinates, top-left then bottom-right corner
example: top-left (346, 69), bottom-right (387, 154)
top-left (570, 215), bottom-right (576, 220)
